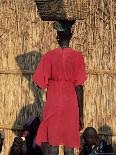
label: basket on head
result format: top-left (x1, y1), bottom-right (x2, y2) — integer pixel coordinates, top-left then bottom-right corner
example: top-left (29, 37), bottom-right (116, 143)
top-left (35, 0), bottom-right (90, 21)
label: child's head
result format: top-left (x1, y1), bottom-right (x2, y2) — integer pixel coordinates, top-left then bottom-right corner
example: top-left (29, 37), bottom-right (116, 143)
top-left (83, 127), bottom-right (98, 146)
top-left (10, 137), bottom-right (27, 155)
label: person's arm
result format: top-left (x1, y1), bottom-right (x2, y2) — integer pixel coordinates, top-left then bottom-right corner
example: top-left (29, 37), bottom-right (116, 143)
top-left (34, 82), bottom-right (47, 102)
top-left (75, 85), bottom-right (84, 130)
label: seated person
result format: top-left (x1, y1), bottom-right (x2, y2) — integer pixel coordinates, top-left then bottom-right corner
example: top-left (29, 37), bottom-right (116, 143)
top-left (79, 127), bottom-right (114, 155)
top-left (22, 116), bottom-right (42, 155)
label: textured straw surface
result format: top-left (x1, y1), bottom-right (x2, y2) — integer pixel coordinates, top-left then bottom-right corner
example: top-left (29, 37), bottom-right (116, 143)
top-left (0, 0), bottom-right (116, 154)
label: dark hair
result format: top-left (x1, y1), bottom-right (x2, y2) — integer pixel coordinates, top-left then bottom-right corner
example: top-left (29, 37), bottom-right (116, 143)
top-left (83, 127), bottom-right (97, 139)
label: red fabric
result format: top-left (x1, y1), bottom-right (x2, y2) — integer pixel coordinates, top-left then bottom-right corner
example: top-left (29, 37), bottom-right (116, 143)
top-left (32, 48), bottom-right (87, 148)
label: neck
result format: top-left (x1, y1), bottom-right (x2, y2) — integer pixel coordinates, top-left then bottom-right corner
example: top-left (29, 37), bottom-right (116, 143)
top-left (59, 41), bottom-right (70, 49)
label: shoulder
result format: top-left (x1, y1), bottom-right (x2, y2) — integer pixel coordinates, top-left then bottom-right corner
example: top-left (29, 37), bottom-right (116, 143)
top-left (75, 51), bottom-right (84, 57)
top-left (42, 49), bottom-right (56, 58)
top-left (39, 49), bottom-right (56, 63)
top-left (39, 50), bottom-right (53, 61)
top-left (71, 50), bottom-right (85, 62)
top-left (79, 145), bottom-right (87, 155)
top-left (101, 140), bottom-right (114, 153)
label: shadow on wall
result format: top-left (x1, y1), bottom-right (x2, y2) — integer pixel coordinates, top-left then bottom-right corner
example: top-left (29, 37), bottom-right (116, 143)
top-left (12, 51), bottom-right (43, 135)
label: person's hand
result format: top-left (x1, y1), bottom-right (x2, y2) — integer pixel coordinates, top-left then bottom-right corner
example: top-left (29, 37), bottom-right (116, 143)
top-left (79, 117), bottom-right (84, 131)
top-left (42, 88), bottom-right (47, 102)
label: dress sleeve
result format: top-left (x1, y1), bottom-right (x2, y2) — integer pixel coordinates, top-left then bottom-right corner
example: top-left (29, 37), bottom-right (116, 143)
top-left (74, 53), bottom-right (87, 86)
top-left (32, 55), bottom-right (51, 89)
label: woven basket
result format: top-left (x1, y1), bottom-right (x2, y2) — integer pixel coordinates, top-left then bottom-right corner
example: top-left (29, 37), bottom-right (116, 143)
top-left (35, 0), bottom-right (90, 21)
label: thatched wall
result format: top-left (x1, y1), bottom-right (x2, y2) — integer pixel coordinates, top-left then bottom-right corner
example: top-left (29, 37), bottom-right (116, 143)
top-left (0, 0), bottom-right (116, 154)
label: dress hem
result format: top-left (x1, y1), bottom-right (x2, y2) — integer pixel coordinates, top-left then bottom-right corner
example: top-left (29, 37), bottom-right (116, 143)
top-left (36, 140), bottom-right (80, 148)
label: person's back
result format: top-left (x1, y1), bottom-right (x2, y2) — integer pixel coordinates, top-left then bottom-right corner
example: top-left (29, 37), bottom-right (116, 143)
top-left (32, 20), bottom-right (87, 155)
top-left (45, 48), bottom-right (85, 82)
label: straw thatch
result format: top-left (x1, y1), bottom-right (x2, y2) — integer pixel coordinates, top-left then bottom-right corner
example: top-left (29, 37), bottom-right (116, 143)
top-left (0, 0), bottom-right (116, 154)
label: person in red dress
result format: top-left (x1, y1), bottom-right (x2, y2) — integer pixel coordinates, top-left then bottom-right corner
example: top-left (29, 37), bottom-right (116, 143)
top-left (32, 20), bottom-right (87, 155)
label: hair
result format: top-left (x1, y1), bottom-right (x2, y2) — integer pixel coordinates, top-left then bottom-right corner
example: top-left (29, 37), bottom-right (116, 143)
top-left (83, 127), bottom-right (97, 139)
top-left (57, 30), bottom-right (72, 41)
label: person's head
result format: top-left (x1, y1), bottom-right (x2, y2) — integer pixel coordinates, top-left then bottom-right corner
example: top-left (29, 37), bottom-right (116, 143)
top-left (53, 20), bottom-right (75, 46)
top-left (10, 137), bottom-right (27, 155)
top-left (83, 127), bottom-right (98, 147)
top-left (56, 31), bottom-right (73, 46)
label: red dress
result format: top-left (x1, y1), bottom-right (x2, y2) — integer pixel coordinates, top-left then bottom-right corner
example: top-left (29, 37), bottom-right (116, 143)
top-left (32, 48), bottom-right (87, 148)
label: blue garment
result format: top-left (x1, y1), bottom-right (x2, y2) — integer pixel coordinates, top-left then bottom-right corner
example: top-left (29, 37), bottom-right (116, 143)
top-left (85, 140), bottom-right (114, 155)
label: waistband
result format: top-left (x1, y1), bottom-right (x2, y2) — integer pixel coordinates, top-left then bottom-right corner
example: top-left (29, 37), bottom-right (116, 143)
top-left (49, 79), bottom-right (73, 82)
